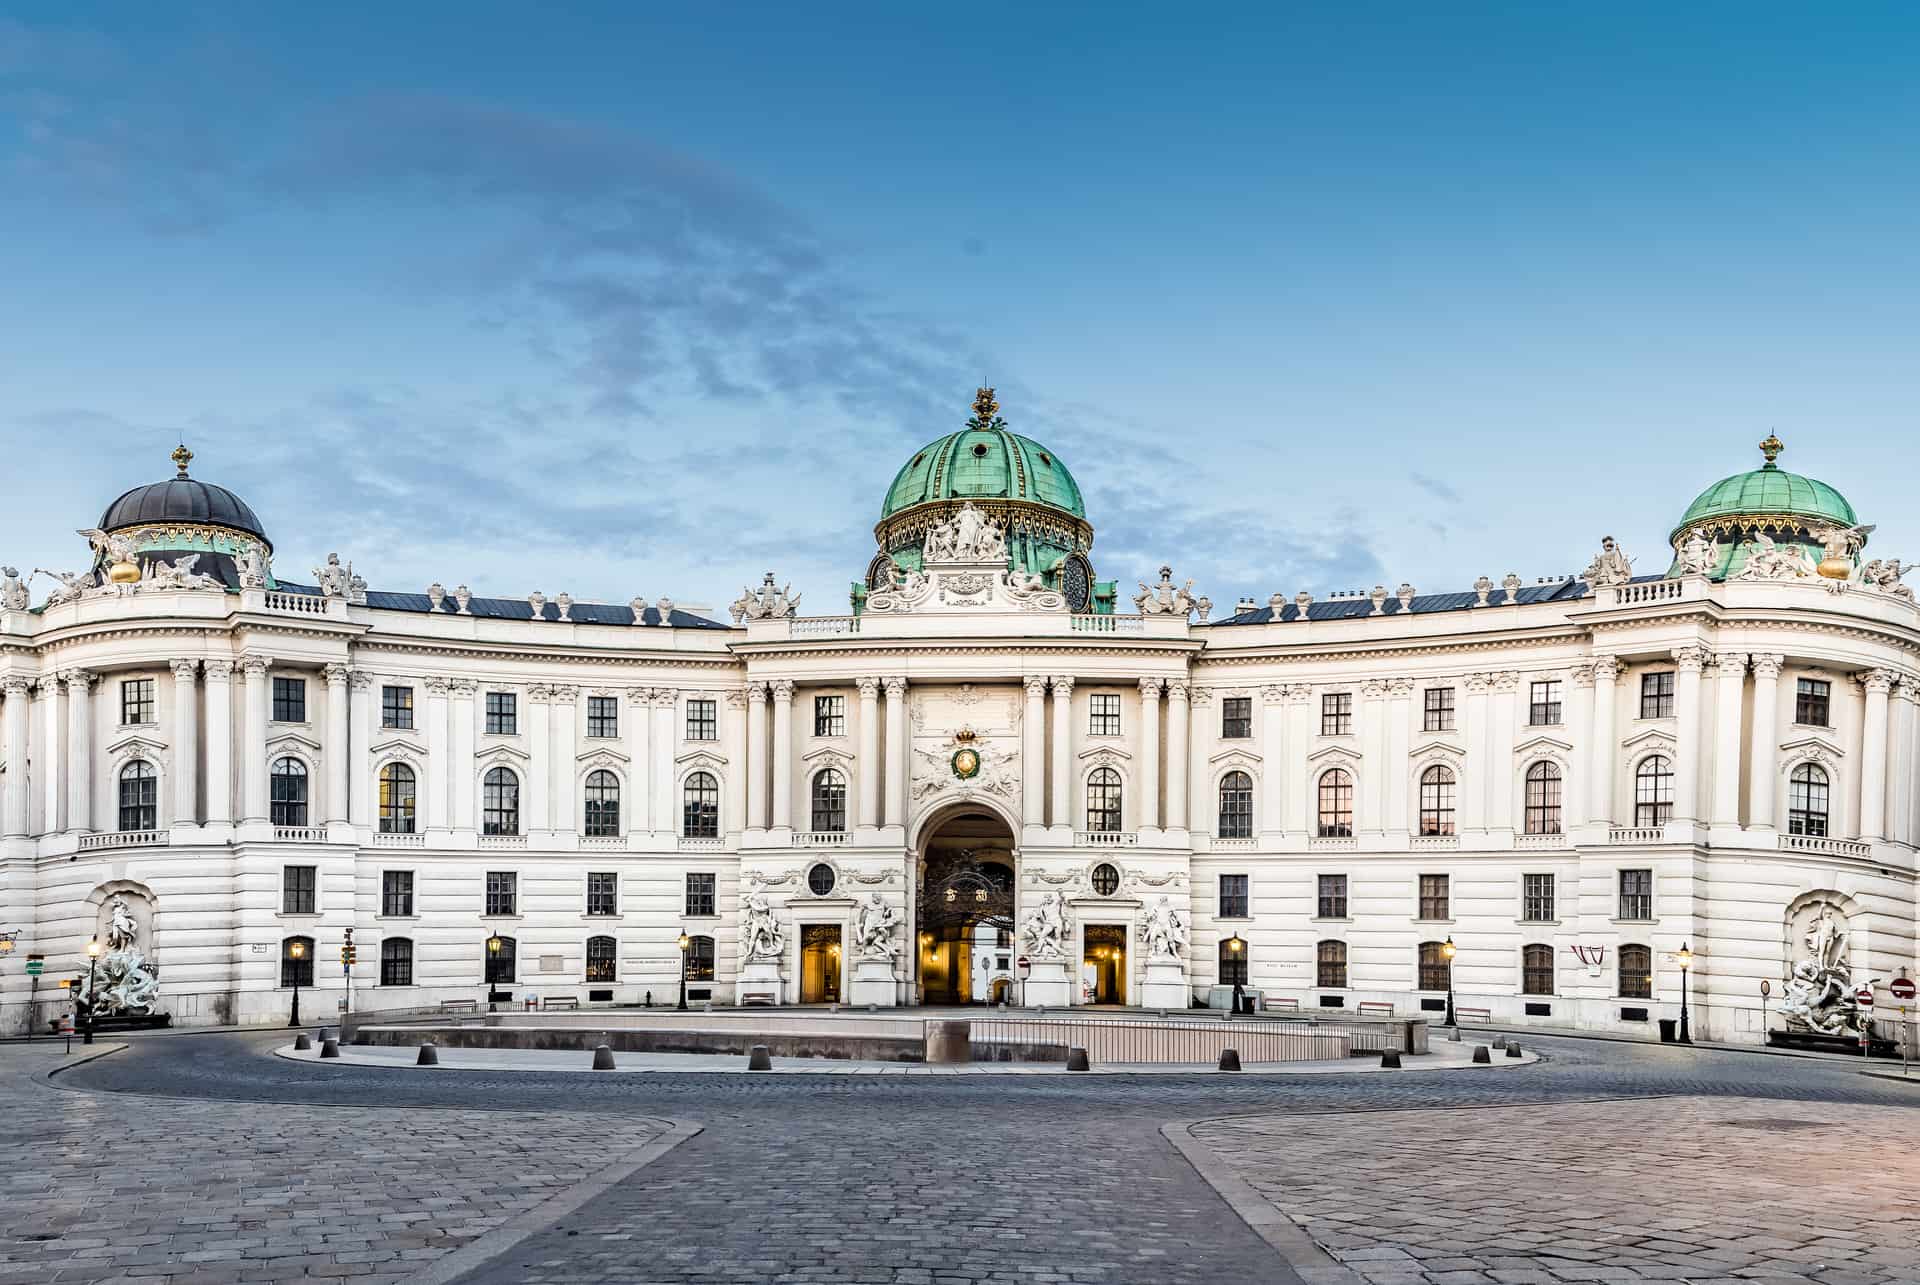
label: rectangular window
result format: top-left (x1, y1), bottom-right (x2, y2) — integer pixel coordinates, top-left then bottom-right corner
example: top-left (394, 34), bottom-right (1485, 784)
top-left (381, 870), bottom-right (414, 918)
top-left (120, 678), bottom-right (154, 726)
top-left (1316, 940), bottom-right (1348, 989)
top-left (586, 872), bottom-right (618, 917)
top-left (1795, 678), bottom-right (1831, 727)
top-left (587, 695), bottom-right (618, 739)
top-left (1317, 873), bottom-right (1348, 920)
top-left (485, 691), bottom-right (517, 735)
top-left (1218, 874), bottom-right (1249, 919)
top-left (1522, 873), bottom-right (1555, 923)
top-left (282, 865), bottom-right (317, 915)
top-left (1221, 696), bottom-right (1252, 739)
top-left (1418, 873), bottom-right (1450, 921)
top-left (686, 698), bottom-right (717, 741)
top-left (586, 936), bottom-right (617, 983)
top-left (381, 684), bottom-right (414, 730)
top-left (1422, 687), bottom-right (1454, 732)
top-left (1418, 941), bottom-right (1451, 992)
top-left (1619, 868), bottom-right (1653, 921)
top-left (1529, 680), bottom-right (1563, 726)
top-left (1639, 671), bottom-right (1675, 719)
top-left (380, 938), bottom-right (413, 987)
top-left (1521, 944), bottom-right (1555, 996)
top-left (1321, 692), bottom-right (1353, 736)
top-left (685, 872), bottom-right (716, 917)
top-left (814, 694), bottom-right (845, 738)
top-left (272, 675), bottom-right (306, 723)
top-left (485, 871), bottom-right (517, 917)
top-left (1089, 693), bottom-right (1121, 737)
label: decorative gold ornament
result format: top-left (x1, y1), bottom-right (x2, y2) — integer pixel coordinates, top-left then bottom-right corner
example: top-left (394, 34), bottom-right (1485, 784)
top-left (1818, 555), bottom-right (1854, 580)
top-left (1758, 433), bottom-right (1783, 468)
top-left (951, 747), bottom-right (981, 780)
top-left (107, 559), bottom-right (142, 584)
top-left (171, 443), bottom-right (194, 477)
top-left (972, 387), bottom-right (998, 424)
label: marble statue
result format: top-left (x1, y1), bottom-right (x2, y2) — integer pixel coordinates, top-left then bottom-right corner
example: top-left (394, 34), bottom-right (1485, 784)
top-left (923, 502), bottom-right (1007, 564)
top-left (108, 896), bottom-right (138, 951)
top-left (853, 893), bottom-right (900, 960)
top-left (77, 527), bottom-right (136, 569)
top-left (235, 542), bottom-right (269, 590)
top-left (145, 554), bottom-right (221, 591)
top-left (1862, 558), bottom-right (1913, 599)
top-left (740, 890), bottom-right (786, 961)
top-left (36, 567), bottom-right (92, 607)
top-left (77, 895), bottom-right (161, 1018)
top-left (1811, 521), bottom-right (1875, 566)
top-left (1735, 529), bottom-right (1813, 581)
top-left (0, 567), bottom-right (27, 612)
top-left (453, 584), bottom-right (472, 614)
top-left (1779, 899), bottom-right (1877, 1036)
top-left (1019, 890), bottom-right (1070, 961)
top-left (1581, 536), bottom-right (1635, 588)
top-left (1141, 896), bottom-right (1188, 962)
top-left (1675, 527), bottom-right (1717, 577)
top-left (1135, 565), bottom-right (1207, 617)
top-left (314, 553), bottom-right (352, 598)
top-left (731, 572), bottom-right (800, 623)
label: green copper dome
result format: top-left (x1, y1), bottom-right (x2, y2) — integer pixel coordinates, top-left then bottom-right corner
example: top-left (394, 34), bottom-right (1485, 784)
top-left (881, 394), bottom-right (1084, 521)
top-left (1671, 435), bottom-right (1856, 541)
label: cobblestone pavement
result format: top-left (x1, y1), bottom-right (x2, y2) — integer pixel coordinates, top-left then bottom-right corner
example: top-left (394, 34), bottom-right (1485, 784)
top-left (27, 1031), bottom-right (1920, 1284)
top-left (1192, 1095), bottom-right (1920, 1285)
top-left (2, 1043), bottom-right (671, 1285)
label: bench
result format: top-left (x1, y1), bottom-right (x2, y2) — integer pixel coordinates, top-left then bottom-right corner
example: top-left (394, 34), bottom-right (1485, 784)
top-left (739, 991), bottom-right (777, 1007)
top-left (438, 999), bottom-right (479, 1014)
top-left (1356, 1001), bottom-right (1395, 1018)
top-left (541, 996), bottom-right (579, 1011)
top-left (1456, 1007), bottom-right (1492, 1023)
top-left (1261, 996), bottom-right (1299, 1013)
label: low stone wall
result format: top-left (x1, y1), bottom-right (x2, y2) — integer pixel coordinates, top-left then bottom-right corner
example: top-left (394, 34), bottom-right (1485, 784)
top-left (357, 1023), bottom-right (927, 1062)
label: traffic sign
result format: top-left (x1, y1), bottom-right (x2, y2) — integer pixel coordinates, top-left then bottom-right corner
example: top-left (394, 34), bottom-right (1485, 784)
top-left (1891, 978), bottom-right (1917, 1001)
top-left (1016, 955), bottom-right (1031, 978)
top-left (24, 960), bottom-right (43, 977)
top-left (1759, 979), bottom-right (1771, 998)
top-left (1855, 986), bottom-right (1875, 1008)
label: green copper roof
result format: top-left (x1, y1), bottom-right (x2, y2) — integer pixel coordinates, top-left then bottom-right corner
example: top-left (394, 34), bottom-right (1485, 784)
top-left (881, 395), bottom-right (1085, 520)
top-left (1672, 436), bottom-right (1856, 537)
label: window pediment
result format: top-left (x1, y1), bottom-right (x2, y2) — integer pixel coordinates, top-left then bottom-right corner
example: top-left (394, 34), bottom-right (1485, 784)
top-left (1408, 737), bottom-right (1464, 763)
top-left (1780, 734), bottom-right (1845, 768)
top-left (107, 732), bottom-right (169, 764)
top-left (1619, 726), bottom-right (1675, 752)
top-left (1207, 748), bottom-right (1262, 769)
top-left (802, 745), bottom-right (853, 770)
top-left (265, 730), bottom-right (322, 757)
top-left (676, 749), bottom-right (726, 772)
top-left (476, 744), bottom-right (532, 770)
top-left (1306, 743), bottom-right (1360, 767)
top-left (575, 747), bottom-right (631, 766)
top-left (1077, 745), bottom-right (1131, 766)
top-left (1513, 734), bottom-right (1574, 759)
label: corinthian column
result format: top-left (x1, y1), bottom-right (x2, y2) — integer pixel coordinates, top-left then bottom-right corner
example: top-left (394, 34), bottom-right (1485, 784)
top-left (1860, 668), bottom-right (1895, 842)
top-left (1022, 676), bottom-right (1047, 829)
top-left (746, 681), bottom-right (768, 830)
top-left (1891, 676), bottom-right (1918, 847)
top-left (1671, 647), bottom-right (1706, 825)
top-left (324, 664), bottom-right (351, 825)
top-left (35, 676), bottom-right (64, 835)
top-left (1049, 676), bottom-right (1074, 830)
top-left (1587, 657), bottom-right (1621, 826)
top-left (2, 677), bottom-right (31, 836)
top-left (770, 679), bottom-right (794, 831)
top-left (1748, 654), bottom-right (1784, 832)
top-left (1165, 681), bottom-right (1190, 833)
top-left (64, 669), bottom-right (94, 833)
top-left (170, 660), bottom-right (199, 826)
top-left (202, 661), bottom-right (232, 826)
top-left (858, 677), bottom-right (882, 830)
top-left (1708, 653), bottom-right (1747, 828)
top-left (240, 656), bottom-right (270, 822)
top-left (1137, 677), bottom-right (1162, 830)
top-left (883, 677), bottom-right (908, 829)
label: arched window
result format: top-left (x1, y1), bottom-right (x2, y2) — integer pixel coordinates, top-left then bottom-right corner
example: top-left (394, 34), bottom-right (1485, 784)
top-left (280, 935), bottom-right (314, 988)
top-left (378, 762), bottom-right (416, 835)
top-left (583, 769), bottom-right (620, 837)
top-left (482, 768), bottom-right (520, 836)
top-left (483, 934), bottom-right (517, 984)
top-left (1524, 762), bottom-right (1562, 835)
top-left (1218, 936), bottom-right (1249, 986)
top-left (380, 937), bottom-right (413, 987)
top-left (1217, 770), bottom-right (1253, 838)
top-left (811, 769), bottom-right (847, 833)
top-left (1522, 943), bottom-right (1555, 995)
top-left (1634, 756), bottom-right (1673, 827)
top-left (1417, 940), bottom-right (1450, 991)
top-left (685, 934), bottom-right (716, 982)
top-left (1618, 943), bottom-right (1652, 999)
top-left (1418, 765), bottom-right (1456, 836)
top-left (1316, 939), bottom-right (1348, 989)
top-left (1788, 763), bottom-right (1829, 837)
top-left (585, 934), bottom-right (617, 983)
top-left (270, 757), bottom-right (308, 827)
top-left (118, 760), bottom-right (157, 832)
top-left (683, 771), bottom-right (720, 838)
top-left (1086, 767), bottom-right (1122, 832)
top-left (1317, 768), bottom-right (1353, 838)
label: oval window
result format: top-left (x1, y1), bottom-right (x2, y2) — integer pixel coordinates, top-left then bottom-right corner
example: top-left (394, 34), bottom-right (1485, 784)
top-left (1090, 863), bottom-right (1121, 896)
top-left (807, 863), bottom-right (837, 896)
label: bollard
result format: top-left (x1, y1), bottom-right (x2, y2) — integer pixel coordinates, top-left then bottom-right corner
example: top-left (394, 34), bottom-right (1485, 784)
top-left (416, 1043), bottom-right (439, 1066)
top-left (1065, 1046), bottom-right (1090, 1072)
top-left (1218, 1048), bottom-right (1242, 1072)
top-left (1471, 1045), bottom-right (1491, 1064)
top-left (1448, 1025), bottom-right (1461, 1043)
top-left (747, 1044), bottom-right (772, 1071)
top-left (318, 1038), bottom-right (340, 1059)
top-left (1506, 1042), bottom-right (1522, 1058)
top-left (1491, 1035), bottom-right (1507, 1050)
top-left (591, 1044), bottom-right (616, 1071)
top-left (1379, 1050), bottom-right (1402, 1069)
top-left (293, 1033), bottom-right (311, 1051)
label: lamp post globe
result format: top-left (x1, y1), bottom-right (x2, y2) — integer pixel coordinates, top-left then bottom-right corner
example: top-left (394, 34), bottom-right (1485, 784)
top-left (1677, 942), bottom-right (1693, 1045)
top-left (1441, 935), bottom-right (1458, 1029)
top-left (677, 932), bottom-right (691, 1012)
top-left (286, 938), bottom-right (306, 1029)
top-left (485, 933), bottom-right (503, 1012)
top-left (84, 937), bottom-right (102, 1044)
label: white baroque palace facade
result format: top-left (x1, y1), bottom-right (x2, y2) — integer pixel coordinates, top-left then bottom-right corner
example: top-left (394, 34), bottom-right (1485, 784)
top-left (2, 419), bottom-right (1916, 1042)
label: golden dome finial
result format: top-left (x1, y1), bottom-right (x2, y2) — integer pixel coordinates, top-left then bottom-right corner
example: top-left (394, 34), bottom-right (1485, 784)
top-left (1758, 433), bottom-right (1783, 469)
top-left (971, 386), bottom-right (999, 425)
top-left (171, 443), bottom-right (194, 478)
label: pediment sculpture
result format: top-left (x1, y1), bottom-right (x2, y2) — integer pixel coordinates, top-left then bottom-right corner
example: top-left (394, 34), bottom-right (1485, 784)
top-left (731, 571), bottom-right (800, 623)
top-left (1734, 530), bottom-right (1814, 581)
top-left (922, 502), bottom-right (1007, 565)
top-left (1134, 565), bottom-right (1210, 618)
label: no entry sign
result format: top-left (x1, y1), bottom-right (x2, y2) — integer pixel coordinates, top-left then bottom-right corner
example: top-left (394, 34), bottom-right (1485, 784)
top-left (1855, 986), bottom-right (1876, 1008)
top-left (1890, 978), bottom-right (1917, 1001)
top-left (1016, 956), bottom-right (1031, 978)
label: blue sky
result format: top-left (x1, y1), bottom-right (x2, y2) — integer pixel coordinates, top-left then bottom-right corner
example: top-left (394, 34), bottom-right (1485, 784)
top-left (4, 3), bottom-right (1917, 613)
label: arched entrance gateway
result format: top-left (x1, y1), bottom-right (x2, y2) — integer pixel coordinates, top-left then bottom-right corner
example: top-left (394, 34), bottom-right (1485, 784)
top-left (913, 805), bottom-right (1017, 1005)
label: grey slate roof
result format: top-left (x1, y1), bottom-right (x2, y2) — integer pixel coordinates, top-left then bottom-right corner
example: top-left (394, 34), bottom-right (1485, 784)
top-left (277, 582), bottom-right (728, 629)
top-left (1204, 573), bottom-right (1666, 626)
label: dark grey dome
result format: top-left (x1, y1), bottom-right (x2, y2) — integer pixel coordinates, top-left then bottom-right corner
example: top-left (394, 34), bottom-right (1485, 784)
top-left (99, 447), bottom-right (270, 547)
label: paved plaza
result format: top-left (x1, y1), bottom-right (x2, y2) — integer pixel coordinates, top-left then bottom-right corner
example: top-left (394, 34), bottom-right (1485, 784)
top-left (2, 1029), bottom-right (1917, 1283)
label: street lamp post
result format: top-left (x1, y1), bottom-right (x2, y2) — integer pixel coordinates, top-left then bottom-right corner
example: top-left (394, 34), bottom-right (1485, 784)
top-left (84, 937), bottom-right (101, 1044)
top-left (1677, 942), bottom-right (1693, 1045)
top-left (676, 932), bottom-right (690, 1012)
top-left (286, 939), bottom-right (305, 1029)
top-left (1227, 933), bottom-right (1247, 1013)
top-left (485, 933), bottom-right (503, 1012)
top-left (1441, 936), bottom-right (1457, 1030)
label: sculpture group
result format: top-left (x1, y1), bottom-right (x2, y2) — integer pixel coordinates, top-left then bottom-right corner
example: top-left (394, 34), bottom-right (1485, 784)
top-left (1779, 900), bottom-right (1876, 1036)
top-left (923, 502), bottom-right (1007, 564)
top-left (76, 895), bottom-right (162, 1019)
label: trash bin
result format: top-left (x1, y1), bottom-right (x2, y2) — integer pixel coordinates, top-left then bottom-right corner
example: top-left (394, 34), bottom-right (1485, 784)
top-left (1658, 1018), bottom-right (1677, 1043)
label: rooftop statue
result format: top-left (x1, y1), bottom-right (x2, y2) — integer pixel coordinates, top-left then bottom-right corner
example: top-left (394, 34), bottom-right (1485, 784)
top-left (0, 567), bottom-right (27, 612)
top-left (1135, 565), bottom-right (1209, 618)
top-left (731, 572), bottom-right (799, 623)
top-left (1582, 536), bottom-right (1635, 588)
top-left (1734, 529), bottom-right (1813, 582)
top-left (1862, 558), bottom-right (1914, 599)
top-left (1675, 527), bottom-right (1717, 577)
top-left (314, 552), bottom-right (353, 598)
top-left (923, 502), bottom-right (1007, 565)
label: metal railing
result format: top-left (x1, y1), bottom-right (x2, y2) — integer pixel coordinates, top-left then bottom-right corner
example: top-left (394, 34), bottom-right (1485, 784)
top-left (969, 1015), bottom-right (1350, 1064)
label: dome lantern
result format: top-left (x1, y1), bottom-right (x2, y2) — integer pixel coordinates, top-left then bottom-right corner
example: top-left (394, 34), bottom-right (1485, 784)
top-left (88, 444), bottom-right (274, 591)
